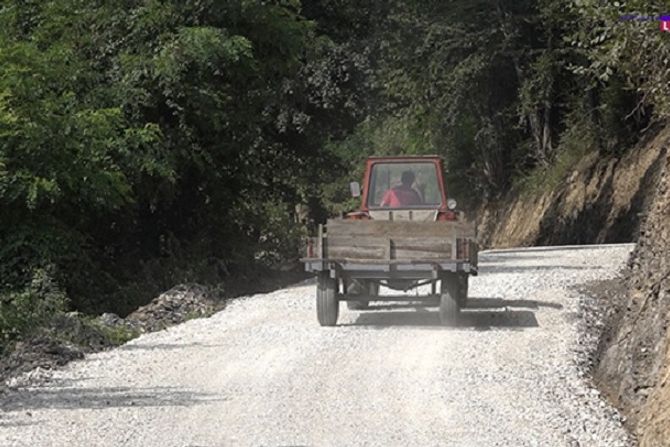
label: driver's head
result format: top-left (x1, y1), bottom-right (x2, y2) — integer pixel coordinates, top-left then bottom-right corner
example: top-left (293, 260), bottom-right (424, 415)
top-left (401, 170), bottom-right (415, 187)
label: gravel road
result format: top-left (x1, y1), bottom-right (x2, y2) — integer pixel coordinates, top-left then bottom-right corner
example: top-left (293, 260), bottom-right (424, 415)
top-left (1, 245), bottom-right (635, 447)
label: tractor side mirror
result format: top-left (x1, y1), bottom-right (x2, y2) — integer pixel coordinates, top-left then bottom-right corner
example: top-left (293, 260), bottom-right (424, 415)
top-left (350, 181), bottom-right (361, 198)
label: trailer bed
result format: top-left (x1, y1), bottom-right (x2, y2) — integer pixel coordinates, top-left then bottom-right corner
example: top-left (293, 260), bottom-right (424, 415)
top-left (303, 219), bottom-right (478, 277)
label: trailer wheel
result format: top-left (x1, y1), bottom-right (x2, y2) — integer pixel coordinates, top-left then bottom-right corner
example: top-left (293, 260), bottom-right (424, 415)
top-left (317, 273), bottom-right (339, 326)
top-left (457, 273), bottom-right (469, 308)
top-left (440, 274), bottom-right (460, 325)
top-left (346, 280), bottom-right (379, 310)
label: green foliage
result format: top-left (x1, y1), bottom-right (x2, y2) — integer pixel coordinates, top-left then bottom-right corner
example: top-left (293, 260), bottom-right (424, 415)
top-left (515, 105), bottom-right (597, 195)
top-left (568, 0), bottom-right (661, 124)
top-left (0, 0), bottom-right (367, 320)
top-left (338, 0), bottom-right (654, 201)
top-left (0, 0), bottom-right (667, 351)
top-left (86, 319), bottom-right (138, 346)
top-left (0, 268), bottom-right (67, 350)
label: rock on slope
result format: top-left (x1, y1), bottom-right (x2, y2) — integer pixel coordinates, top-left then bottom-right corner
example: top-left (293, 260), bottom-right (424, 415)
top-left (477, 125), bottom-right (669, 248)
top-left (595, 146), bottom-right (670, 447)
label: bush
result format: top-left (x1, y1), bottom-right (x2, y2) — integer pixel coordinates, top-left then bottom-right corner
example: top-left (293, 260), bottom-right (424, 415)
top-left (514, 102), bottom-right (598, 196)
top-left (0, 268), bottom-right (67, 352)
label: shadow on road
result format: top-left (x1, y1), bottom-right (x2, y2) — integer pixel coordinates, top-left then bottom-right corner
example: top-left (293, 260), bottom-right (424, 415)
top-left (345, 296), bottom-right (550, 329)
top-left (467, 297), bottom-right (563, 310)
top-left (118, 342), bottom-right (223, 352)
top-left (0, 417), bottom-right (37, 428)
top-left (346, 309), bottom-right (538, 329)
top-left (369, 297), bottom-right (562, 311)
top-left (1, 385), bottom-right (222, 413)
top-left (478, 264), bottom-right (592, 274)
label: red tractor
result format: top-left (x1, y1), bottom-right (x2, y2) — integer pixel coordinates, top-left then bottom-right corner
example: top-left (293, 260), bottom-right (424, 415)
top-left (303, 155), bottom-right (478, 326)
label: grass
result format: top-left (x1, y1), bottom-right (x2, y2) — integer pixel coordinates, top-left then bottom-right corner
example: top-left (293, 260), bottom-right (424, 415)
top-left (513, 122), bottom-right (597, 197)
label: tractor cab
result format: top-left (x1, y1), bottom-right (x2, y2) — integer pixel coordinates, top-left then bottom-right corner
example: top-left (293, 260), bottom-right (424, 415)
top-left (348, 156), bottom-right (458, 221)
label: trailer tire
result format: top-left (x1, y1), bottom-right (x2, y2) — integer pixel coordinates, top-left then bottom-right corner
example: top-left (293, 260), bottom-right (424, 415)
top-left (457, 273), bottom-right (469, 308)
top-left (317, 273), bottom-right (339, 326)
top-left (440, 274), bottom-right (460, 325)
top-left (346, 280), bottom-right (378, 310)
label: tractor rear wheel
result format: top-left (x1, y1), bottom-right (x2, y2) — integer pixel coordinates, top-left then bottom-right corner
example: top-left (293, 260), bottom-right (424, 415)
top-left (440, 274), bottom-right (460, 325)
top-left (317, 273), bottom-right (339, 326)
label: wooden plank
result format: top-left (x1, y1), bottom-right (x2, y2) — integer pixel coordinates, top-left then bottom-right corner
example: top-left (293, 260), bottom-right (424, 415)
top-left (327, 218), bottom-right (475, 233)
top-left (326, 235), bottom-right (388, 247)
top-left (394, 249), bottom-right (451, 260)
top-left (391, 236), bottom-right (453, 248)
top-left (326, 219), bottom-right (475, 238)
top-left (394, 243), bottom-right (451, 258)
top-left (327, 235), bottom-right (451, 247)
top-left (323, 258), bottom-right (456, 265)
top-left (326, 240), bottom-right (452, 261)
top-left (393, 243), bottom-right (452, 254)
top-left (327, 245), bottom-right (387, 260)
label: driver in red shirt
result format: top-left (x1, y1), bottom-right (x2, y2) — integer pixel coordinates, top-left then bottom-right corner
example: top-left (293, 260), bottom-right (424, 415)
top-left (380, 170), bottom-right (422, 208)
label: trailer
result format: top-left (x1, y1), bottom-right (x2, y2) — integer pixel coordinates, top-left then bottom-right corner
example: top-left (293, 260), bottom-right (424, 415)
top-left (302, 155), bottom-right (478, 326)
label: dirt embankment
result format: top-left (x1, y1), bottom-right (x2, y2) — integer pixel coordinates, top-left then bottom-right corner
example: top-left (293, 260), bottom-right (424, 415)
top-left (477, 125), bottom-right (669, 248)
top-left (477, 124), bottom-right (670, 445)
top-left (595, 148), bottom-right (670, 447)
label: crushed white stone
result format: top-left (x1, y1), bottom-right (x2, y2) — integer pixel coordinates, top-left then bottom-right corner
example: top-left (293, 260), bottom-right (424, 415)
top-left (0, 244), bottom-right (635, 447)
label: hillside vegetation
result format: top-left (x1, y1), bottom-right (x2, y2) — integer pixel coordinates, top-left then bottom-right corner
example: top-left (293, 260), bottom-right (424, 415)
top-left (2, 1), bottom-right (670, 358)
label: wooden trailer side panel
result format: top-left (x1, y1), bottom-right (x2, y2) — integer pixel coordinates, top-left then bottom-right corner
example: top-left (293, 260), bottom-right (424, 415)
top-left (324, 219), bottom-right (476, 263)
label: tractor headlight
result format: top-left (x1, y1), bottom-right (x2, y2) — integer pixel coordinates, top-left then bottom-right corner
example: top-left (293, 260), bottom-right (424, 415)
top-left (447, 199), bottom-right (457, 210)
